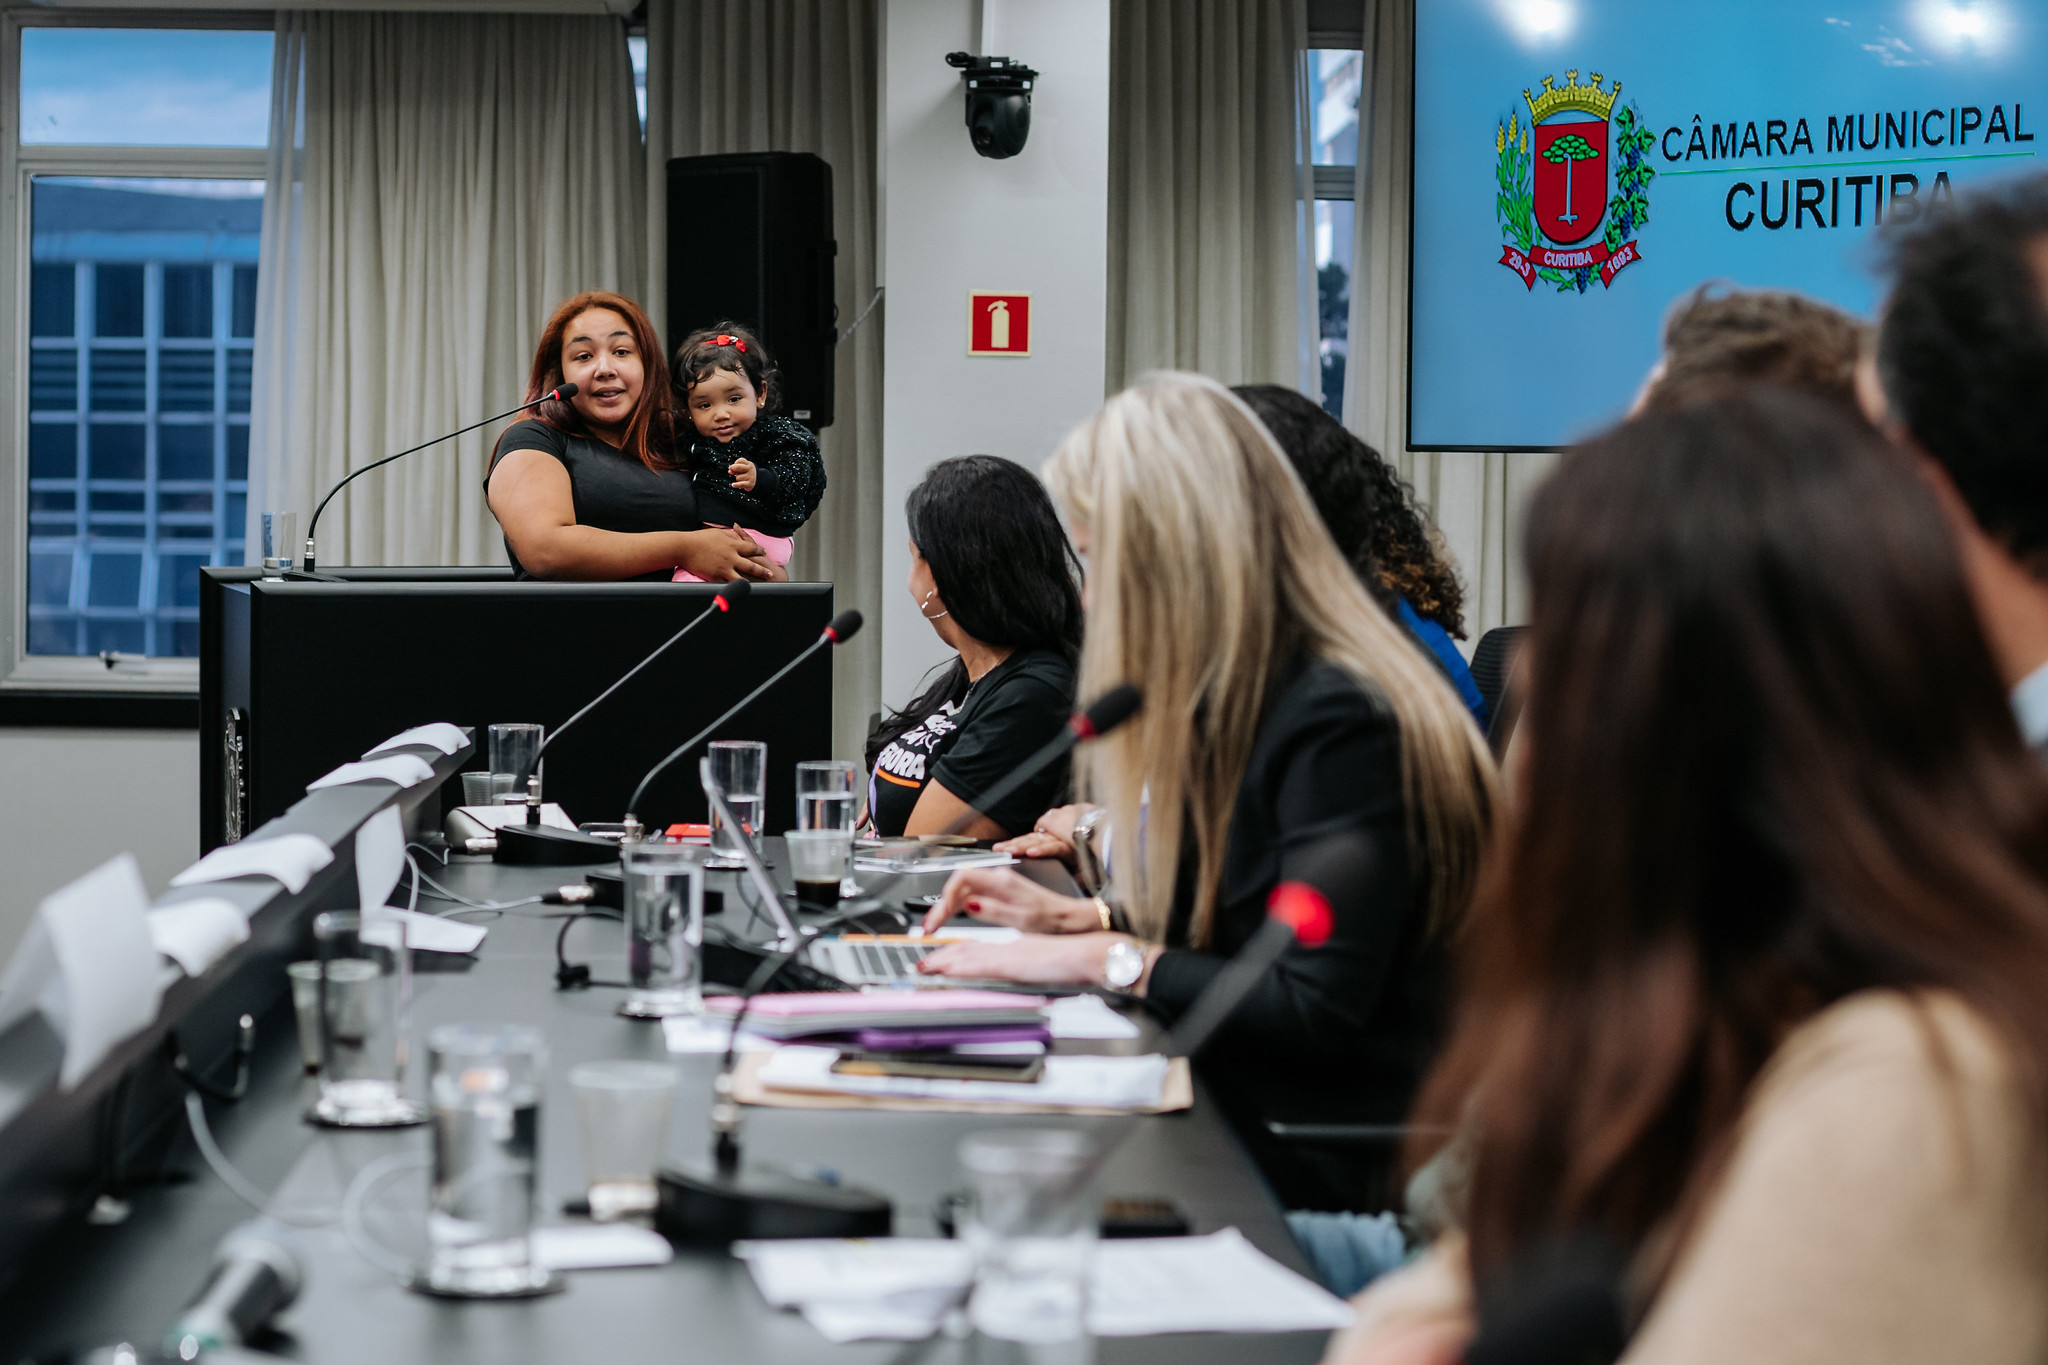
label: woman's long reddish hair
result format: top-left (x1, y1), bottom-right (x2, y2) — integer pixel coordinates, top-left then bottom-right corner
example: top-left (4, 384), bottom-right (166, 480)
top-left (1412, 391), bottom-right (2048, 1290)
top-left (505, 291), bottom-right (677, 472)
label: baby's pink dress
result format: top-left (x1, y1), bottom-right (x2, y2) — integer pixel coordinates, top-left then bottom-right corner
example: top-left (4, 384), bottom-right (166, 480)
top-left (672, 526), bottom-right (794, 582)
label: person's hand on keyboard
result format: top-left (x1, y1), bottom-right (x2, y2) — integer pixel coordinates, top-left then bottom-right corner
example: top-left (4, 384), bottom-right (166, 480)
top-left (923, 867), bottom-right (1103, 936)
top-left (917, 931), bottom-right (1157, 990)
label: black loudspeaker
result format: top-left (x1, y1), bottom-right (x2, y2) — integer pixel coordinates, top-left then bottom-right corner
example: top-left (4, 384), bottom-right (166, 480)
top-left (667, 152), bottom-right (837, 428)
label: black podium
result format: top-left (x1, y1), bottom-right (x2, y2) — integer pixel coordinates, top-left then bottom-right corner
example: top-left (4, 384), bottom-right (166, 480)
top-left (199, 568), bottom-right (834, 852)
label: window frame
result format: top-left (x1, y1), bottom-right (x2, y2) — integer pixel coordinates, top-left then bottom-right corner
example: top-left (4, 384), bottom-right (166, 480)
top-left (0, 9), bottom-right (269, 700)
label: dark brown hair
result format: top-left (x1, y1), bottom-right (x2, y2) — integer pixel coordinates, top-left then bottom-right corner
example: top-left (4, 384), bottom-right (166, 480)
top-left (672, 321), bottom-right (781, 415)
top-left (1413, 390), bottom-right (2048, 1289)
top-left (504, 291), bottom-right (677, 472)
top-left (1640, 285), bottom-right (1868, 415)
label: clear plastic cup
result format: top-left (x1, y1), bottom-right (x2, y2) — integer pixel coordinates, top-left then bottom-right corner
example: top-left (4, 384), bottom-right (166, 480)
top-left (618, 843), bottom-right (705, 1018)
top-left (796, 760), bottom-right (860, 896)
top-left (569, 1060), bottom-right (679, 1220)
top-left (459, 771), bottom-right (495, 807)
top-left (959, 1129), bottom-right (1098, 1344)
top-left (421, 1023), bottom-right (555, 1298)
top-left (488, 724), bottom-right (544, 802)
top-left (285, 961), bottom-right (322, 1071)
top-left (311, 911), bottom-right (423, 1127)
top-left (785, 828), bottom-right (853, 908)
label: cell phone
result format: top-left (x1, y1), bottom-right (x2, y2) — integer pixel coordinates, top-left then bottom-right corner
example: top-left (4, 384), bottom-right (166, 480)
top-left (831, 1051), bottom-right (1045, 1083)
top-left (1100, 1197), bottom-right (1193, 1238)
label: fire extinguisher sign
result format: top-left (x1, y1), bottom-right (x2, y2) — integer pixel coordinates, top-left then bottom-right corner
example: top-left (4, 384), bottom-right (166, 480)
top-left (968, 291), bottom-right (1031, 356)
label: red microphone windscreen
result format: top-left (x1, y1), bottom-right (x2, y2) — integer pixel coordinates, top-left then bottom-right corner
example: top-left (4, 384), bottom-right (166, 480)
top-left (1069, 683), bottom-right (1142, 740)
top-left (1266, 882), bottom-right (1334, 948)
top-left (714, 579), bottom-right (751, 611)
top-left (824, 609), bottom-right (864, 644)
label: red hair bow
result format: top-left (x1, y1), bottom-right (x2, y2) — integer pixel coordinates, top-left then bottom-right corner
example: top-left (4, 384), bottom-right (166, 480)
top-left (713, 333), bottom-right (747, 353)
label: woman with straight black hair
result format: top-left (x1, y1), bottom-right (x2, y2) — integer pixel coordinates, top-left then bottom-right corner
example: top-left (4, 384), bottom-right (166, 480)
top-left (863, 456), bottom-right (1083, 839)
top-left (1327, 391), bottom-right (2048, 1365)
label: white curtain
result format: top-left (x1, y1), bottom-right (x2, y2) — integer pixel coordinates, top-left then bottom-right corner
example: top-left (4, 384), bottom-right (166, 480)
top-left (248, 11), bottom-right (645, 568)
top-left (1342, 0), bottom-right (1551, 639)
top-left (1106, 0), bottom-right (1315, 393)
top-left (644, 0), bottom-right (883, 761)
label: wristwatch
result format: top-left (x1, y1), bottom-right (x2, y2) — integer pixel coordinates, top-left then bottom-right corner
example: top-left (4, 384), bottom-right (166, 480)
top-left (1102, 938), bottom-right (1147, 991)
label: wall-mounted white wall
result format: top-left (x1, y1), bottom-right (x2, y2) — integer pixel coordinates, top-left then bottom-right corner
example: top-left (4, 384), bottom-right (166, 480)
top-left (878, 0), bottom-right (1110, 708)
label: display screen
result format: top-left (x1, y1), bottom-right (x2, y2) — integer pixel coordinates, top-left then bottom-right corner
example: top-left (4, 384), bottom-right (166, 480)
top-left (1410, 0), bottom-right (2048, 449)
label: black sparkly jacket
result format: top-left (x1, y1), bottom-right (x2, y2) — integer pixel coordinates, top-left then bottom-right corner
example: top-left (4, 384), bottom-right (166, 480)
top-left (686, 414), bottom-right (827, 538)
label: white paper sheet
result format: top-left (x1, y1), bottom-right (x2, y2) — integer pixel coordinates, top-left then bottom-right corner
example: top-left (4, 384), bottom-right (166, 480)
top-left (147, 897), bottom-right (250, 976)
top-left (363, 722), bottom-right (467, 758)
top-left (355, 805), bottom-right (405, 913)
top-left (306, 754), bottom-right (435, 791)
top-left (0, 918), bottom-right (59, 1038)
top-left (663, 1014), bottom-right (776, 1054)
top-left (40, 854), bottom-right (169, 1089)
top-left (757, 1045), bottom-right (1169, 1109)
top-left (736, 1229), bottom-right (1354, 1342)
top-left (371, 908), bottom-right (486, 954)
top-left (171, 834), bottom-right (334, 894)
top-left (1045, 993), bottom-right (1142, 1040)
top-left (531, 1223), bottom-right (674, 1271)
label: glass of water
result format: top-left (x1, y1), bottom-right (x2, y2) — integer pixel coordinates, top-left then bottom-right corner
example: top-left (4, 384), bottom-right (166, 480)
top-left (569, 1060), bottom-right (678, 1221)
top-left (488, 723), bottom-right (545, 802)
top-left (311, 911), bottom-right (424, 1127)
top-left (796, 759), bottom-right (860, 896)
top-left (419, 1023), bottom-right (558, 1299)
top-left (618, 842), bottom-right (705, 1018)
top-left (706, 740), bottom-right (766, 867)
top-left (959, 1129), bottom-right (1099, 1344)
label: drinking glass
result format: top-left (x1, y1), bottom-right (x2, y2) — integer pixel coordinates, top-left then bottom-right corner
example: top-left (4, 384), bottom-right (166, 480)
top-left (618, 843), bottom-right (705, 1018)
top-left (569, 1060), bottom-right (679, 1220)
top-left (785, 829), bottom-right (853, 909)
top-left (311, 911), bottom-right (424, 1127)
top-left (420, 1023), bottom-right (557, 1298)
top-left (459, 771), bottom-right (495, 807)
top-left (488, 723), bottom-right (544, 802)
top-left (285, 961), bottom-right (323, 1072)
top-left (959, 1129), bottom-right (1098, 1344)
top-left (706, 740), bottom-right (766, 867)
top-left (796, 759), bottom-right (860, 896)
top-left (261, 511), bottom-right (298, 569)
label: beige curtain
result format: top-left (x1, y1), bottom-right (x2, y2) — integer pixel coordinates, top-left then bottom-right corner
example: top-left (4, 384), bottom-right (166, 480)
top-left (644, 0), bottom-right (883, 761)
top-left (247, 11), bottom-right (645, 568)
top-left (1342, 0), bottom-right (1550, 639)
top-left (1106, 0), bottom-right (1315, 392)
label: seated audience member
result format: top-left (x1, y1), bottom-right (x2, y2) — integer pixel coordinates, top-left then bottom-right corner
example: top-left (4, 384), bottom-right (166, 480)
top-left (486, 292), bottom-right (778, 582)
top-left (1635, 283), bottom-right (1866, 414)
top-left (918, 373), bottom-right (1497, 1210)
top-left (1328, 392), bottom-right (2048, 1365)
top-left (863, 456), bottom-right (1082, 840)
top-left (1233, 384), bottom-right (1487, 729)
top-left (669, 322), bottom-right (827, 582)
top-left (1870, 179), bottom-right (2048, 757)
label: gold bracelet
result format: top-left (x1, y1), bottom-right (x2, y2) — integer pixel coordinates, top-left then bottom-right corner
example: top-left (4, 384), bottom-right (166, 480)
top-left (1092, 896), bottom-right (1113, 933)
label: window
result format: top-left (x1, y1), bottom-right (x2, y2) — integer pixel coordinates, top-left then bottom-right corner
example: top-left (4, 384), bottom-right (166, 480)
top-left (1308, 48), bottom-right (1363, 418)
top-left (4, 21), bottom-right (270, 689)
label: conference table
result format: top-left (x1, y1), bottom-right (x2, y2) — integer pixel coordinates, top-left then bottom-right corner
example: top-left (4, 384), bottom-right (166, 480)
top-left (0, 847), bottom-right (1335, 1364)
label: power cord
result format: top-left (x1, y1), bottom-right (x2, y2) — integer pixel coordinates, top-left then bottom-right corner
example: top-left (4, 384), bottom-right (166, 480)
top-left (170, 1015), bottom-right (337, 1227)
top-left (554, 908), bottom-right (630, 990)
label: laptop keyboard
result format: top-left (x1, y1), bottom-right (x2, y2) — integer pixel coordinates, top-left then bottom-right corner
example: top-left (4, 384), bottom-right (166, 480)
top-left (843, 941), bottom-right (936, 980)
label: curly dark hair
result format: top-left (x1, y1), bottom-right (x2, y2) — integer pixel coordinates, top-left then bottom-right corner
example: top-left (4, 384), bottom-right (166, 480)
top-left (1233, 385), bottom-right (1467, 639)
top-left (671, 321), bottom-right (782, 413)
top-left (1878, 175), bottom-right (2048, 565)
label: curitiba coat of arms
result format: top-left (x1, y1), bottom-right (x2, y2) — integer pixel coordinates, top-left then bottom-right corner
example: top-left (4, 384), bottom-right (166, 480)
top-left (1495, 70), bottom-right (1654, 293)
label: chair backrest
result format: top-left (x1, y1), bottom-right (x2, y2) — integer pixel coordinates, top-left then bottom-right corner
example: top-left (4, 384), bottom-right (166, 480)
top-left (1469, 625), bottom-right (1527, 724)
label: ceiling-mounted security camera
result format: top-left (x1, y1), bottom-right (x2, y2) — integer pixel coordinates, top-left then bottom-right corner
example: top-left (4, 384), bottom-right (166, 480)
top-left (944, 51), bottom-right (1037, 160)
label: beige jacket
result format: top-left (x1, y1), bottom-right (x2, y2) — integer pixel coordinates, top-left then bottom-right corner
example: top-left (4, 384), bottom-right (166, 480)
top-left (1327, 990), bottom-right (2048, 1365)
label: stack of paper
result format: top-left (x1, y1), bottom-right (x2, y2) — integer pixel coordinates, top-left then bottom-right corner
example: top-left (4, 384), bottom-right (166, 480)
top-left (702, 989), bottom-right (1049, 1039)
top-left (734, 1228), bottom-right (1356, 1342)
top-left (756, 1044), bottom-right (1170, 1109)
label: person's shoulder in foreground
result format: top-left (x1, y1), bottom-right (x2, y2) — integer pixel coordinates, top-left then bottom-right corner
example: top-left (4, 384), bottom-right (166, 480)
top-left (1324, 989), bottom-right (2048, 1365)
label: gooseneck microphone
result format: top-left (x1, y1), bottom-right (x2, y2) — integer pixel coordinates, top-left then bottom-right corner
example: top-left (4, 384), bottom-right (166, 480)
top-left (300, 382), bottom-right (579, 574)
top-left (493, 580), bottom-right (753, 867)
top-left (620, 609), bottom-right (864, 837)
top-left (935, 682), bottom-right (1143, 837)
top-left (163, 1220), bottom-right (303, 1359)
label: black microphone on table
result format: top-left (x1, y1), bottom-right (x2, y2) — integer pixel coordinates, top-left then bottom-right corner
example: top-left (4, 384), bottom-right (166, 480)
top-left (491, 578), bottom-right (753, 866)
top-left (616, 608), bottom-right (864, 841)
top-left (295, 382), bottom-right (578, 577)
top-left (163, 1220), bottom-right (303, 1360)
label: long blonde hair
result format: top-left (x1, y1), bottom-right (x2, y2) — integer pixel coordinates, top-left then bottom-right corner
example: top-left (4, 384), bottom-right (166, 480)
top-left (1043, 372), bottom-right (1498, 944)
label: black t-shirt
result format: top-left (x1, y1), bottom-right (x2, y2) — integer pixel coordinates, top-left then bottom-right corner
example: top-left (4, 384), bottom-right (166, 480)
top-left (867, 649), bottom-right (1076, 838)
top-left (1142, 657), bottom-right (1444, 1212)
top-left (487, 419), bottom-right (698, 579)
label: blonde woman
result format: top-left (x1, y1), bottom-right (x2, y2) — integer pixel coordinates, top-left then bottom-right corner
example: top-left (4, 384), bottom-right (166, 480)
top-left (918, 373), bottom-right (1497, 1210)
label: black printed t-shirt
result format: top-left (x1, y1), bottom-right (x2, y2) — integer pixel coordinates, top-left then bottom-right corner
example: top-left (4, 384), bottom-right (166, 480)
top-left (487, 419), bottom-right (698, 580)
top-left (866, 649), bottom-right (1076, 838)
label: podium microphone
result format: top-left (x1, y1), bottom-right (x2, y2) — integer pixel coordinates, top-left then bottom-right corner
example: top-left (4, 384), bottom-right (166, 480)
top-left (619, 609), bottom-right (863, 838)
top-left (935, 682), bottom-right (1142, 837)
top-left (300, 382), bottom-right (579, 575)
top-left (493, 579), bottom-right (752, 867)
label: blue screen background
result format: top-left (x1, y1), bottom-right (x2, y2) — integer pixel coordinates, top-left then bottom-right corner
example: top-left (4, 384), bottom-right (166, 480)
top-left (1411, 1), bottom-right (2048, 448)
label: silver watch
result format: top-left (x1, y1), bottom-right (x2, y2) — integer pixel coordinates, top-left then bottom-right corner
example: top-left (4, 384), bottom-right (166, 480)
top-left (1102, 938), bottom-right (1146, 990)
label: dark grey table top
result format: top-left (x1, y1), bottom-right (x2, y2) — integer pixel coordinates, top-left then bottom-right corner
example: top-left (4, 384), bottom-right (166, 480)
top-left (0, 851), bottom-right (1332, 1365)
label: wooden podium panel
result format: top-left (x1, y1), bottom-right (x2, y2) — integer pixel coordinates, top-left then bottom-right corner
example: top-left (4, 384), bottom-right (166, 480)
top-left (199, 568), bottom-right (833, 851)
